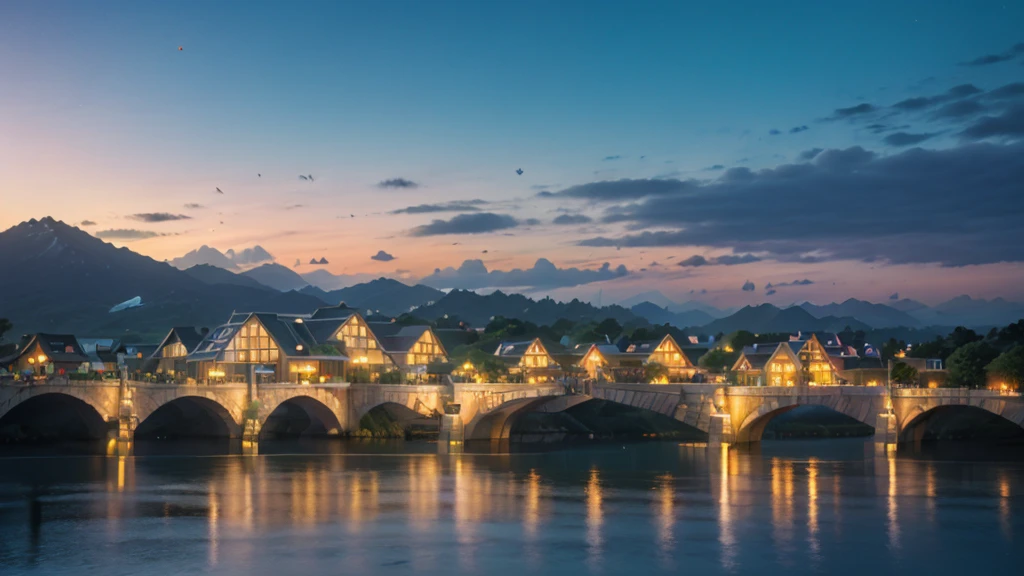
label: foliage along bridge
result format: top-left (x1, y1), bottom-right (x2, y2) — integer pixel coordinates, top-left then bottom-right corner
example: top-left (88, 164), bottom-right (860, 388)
top-left (0, 378), bottom-right (1022, 451)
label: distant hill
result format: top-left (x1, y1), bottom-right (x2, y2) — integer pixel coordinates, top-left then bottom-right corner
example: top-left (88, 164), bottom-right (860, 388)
top-left (412, 289), bottom-right (639, 327)
top-left (699, 304), bottom-right (871, 334)
top-left (300, 269), bottom-right (381, 292)
top-left (184, 264), bottom-right (272, 291)
top-left (0, 218), bottom-right (327, 338)
top-left (241, 263), bottom-right (309, 292)
top-left (927, 295), bottom-right (1024, 327)
top-left (799, 299), bottom-right (921, 328)
top-left (630, 302), bottom-right (715, 328)
top-left (313, 278), bottom-right (444, 316)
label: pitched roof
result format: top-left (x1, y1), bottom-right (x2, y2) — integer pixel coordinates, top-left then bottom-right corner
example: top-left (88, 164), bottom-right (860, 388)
top-left (494, 340), bottom-right (537, 358)
top-left (0, 333), bottom-right (89, 365)
top-left (151, 327), bottom-right (206, 360)
top-left (733, 351), bottom-right (773, 370)
top-left (310, 304), bottom-right (358, 320)
top-left (372, 325), bottom-right (442, 355)
top-left (188, 312), bottom-right (318, 362)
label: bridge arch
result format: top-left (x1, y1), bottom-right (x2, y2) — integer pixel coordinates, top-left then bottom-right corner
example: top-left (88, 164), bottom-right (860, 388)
top-left (898, 403), bottom-right (1024, 443)
top-left (732, 396), bottom-right (878, 443)
top-left (135, 395), bottom-right (242, 438)
top-left (0, 392), bottom-right (110, 440)
top-left (260, 393), bottom-right (345, 437)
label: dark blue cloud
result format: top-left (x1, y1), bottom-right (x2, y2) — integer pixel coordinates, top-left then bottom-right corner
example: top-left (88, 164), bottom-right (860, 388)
top-left (553, 214), bottom-right (593, 225)
top-left (883, 132), bottom-right (938, 146)
top-left (420, 258), bottom-right (628, 290)
top-left (409, 213), bottom-right (520, 236)
top-left (391, 200), bottom-right (487, 214)
top-left (378, 178), bottom-right (419, 189)
top-left (371, 250), bottom-right (395, 262)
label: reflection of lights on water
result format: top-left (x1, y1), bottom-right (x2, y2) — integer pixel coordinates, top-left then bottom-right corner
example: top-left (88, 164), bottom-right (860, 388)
top-left (718, 445), bottom-right (736, 571)
top-left (208, 488), bottom-right (219, 567)
top-left (117, 456), bottom-right (125, 492)
top-left (655, 473), bottom-right (675, 566)
top-left (770, 458), bottom-right (794, 558)
top-left (585, 468), bottom-right (603, 570)
top-left (998, 471), bottom-right (1011, 540)
top-left (887, 451), bottom-right (900, 551)
top-left (524, 469), bottom-right (541, 540)
top-left (807, 458), bottom-right (820, 564)
top-left (925, 463), bottom-right (937, 523)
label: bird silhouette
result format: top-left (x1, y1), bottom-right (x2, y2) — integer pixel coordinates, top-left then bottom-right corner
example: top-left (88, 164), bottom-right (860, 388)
top-left (257, 173), bottom-right (261, 178)
top-left (308, 174), bottom-right (314, 182)
top-left (215, 187), bottom-right (223, 194)
top-left (299, 175), bottom-right (308, 181)
top-left (350, 214), bottom-right (355, 218)
top-left (516, 168), bottom-right (523, 175)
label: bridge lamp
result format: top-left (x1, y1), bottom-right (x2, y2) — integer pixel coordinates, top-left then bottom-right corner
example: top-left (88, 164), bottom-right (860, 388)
top-left (28, 357), bottom-right (35, 364)
top-left (37, 354), bottom-right (47, 364)
top-left (462, 361), bottom-right (473, 371)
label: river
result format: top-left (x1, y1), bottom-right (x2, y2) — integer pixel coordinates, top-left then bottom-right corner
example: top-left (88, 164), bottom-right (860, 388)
top-left (0, 438), bottom-right (1021, 575)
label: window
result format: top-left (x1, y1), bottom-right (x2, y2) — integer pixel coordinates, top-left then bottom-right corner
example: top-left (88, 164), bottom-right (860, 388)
top-left (222, 322), bottom-right (279, 363)
top-left (162, 341), bottom-right (187, 358)
top-left (408, 331), bottom-right (444, 365)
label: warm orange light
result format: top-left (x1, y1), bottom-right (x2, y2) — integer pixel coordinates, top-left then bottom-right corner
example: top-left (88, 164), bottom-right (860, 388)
top-left (27, 357), bottom-right (35, 364)
top-left (462, 362), bottom-right (473, 371)
top-left (37, 354), bottom-right (47, 363)
top-left (208, 369), bottom-right (225, 378)
top-left (928, 381), bottom-right (938, 389)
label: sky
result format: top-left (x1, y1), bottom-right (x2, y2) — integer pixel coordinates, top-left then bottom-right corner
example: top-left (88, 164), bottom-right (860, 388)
top-left (1, 0), bottom-right (1023, 307)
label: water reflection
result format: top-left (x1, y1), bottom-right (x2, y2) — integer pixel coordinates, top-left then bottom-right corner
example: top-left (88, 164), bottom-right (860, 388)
top-left (585, 467), bottom-right (603, 570)
top-left (0, 439), bottom-right (1020, 576)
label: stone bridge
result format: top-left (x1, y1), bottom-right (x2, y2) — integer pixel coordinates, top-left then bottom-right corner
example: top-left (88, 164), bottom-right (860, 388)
top-left (2, 378), bottom-right (1022, 447)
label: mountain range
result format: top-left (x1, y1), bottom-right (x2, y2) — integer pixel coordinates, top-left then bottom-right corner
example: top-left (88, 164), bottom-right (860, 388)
top-left (3, 218), bottom-right (1023, 341)
top-left (0, 218), bottom-right (327, 338)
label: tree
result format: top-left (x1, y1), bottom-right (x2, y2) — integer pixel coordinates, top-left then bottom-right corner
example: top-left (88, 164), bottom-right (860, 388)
top-left (699, 348), bottom-right (737, 374)
top-left (594, 318), bottom-right (623, 340)
top-left (0, 318), bottom-right (12, 357)
top-left (946, 341), bottom-right (999, 389)
top-left (880, 338), bottom-right (908, 361)
top-left (987, 345), bottom-right (1024, 391)
top-left (890, 361), bottom-right (919, 386)
top-left (644, 361), bottom-right (669, 383)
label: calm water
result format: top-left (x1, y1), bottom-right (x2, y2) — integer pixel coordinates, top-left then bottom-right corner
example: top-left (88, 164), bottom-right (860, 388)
top-left (0, 439), bottom-right (1021, 575)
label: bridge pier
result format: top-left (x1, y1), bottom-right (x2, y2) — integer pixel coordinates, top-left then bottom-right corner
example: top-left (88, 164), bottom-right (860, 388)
top-left (707, 413), bottom-right (734, 447)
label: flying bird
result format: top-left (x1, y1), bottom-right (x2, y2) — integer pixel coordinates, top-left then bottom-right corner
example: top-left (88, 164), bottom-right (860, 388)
top-left (516, 168), bottom-right (523, 175)
top-left (215, 187), bottom-right (223, 194)
top-left (350, 214), bottom-right (355, 218)
top-left (308, 174), bottom-right (314, 182)
top-left (299, 175), bottom-right (308, 181)
top-left (258, 173), bottom-right (261, 178)
top-left (178, 46), bottom-right (183, 51)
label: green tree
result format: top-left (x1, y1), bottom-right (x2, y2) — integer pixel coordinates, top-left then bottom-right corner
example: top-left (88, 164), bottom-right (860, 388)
top-left (946, 341), bottom-right (999, 388)
top-left (890, 361), bottom-right (919, 386)
top-left (987, 345), bottom-right (1024, 391)
top-left (644, 361), bottom-right (669, 383)
top-left (699, 347), bottom-right (737, 374)
top-left (880, 338), bottom-right (908, 361)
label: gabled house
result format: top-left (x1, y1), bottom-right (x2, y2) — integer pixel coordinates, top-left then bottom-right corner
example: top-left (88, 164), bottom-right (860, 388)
top-left (0, 333), bottom-right (89, 377)
top-left (616, 334), bottom-right (698, 382)
top-left (795, 334), bottom-right (844, 386)
top-left (574, 342), bottom-right (623, 381)
top-left (368, 322), bottom-right (448, 379)
top-left (307, 306), bottom-right (394, 378)
top-left (150, 327), bottom-right (207, 381)
top-left (188, 312), bottom-right (348, 384)
top-left (731, 341), bottom-right (803, 387)
top-left (494, 338), bottom-right (561, 382)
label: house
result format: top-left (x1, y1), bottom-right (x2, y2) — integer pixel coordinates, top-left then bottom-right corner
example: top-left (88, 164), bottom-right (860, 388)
top-left (494, 338), bottom-right (561, 382)
top-left (188, 312), bottom-right (348, 384)
top-left (574, 342), bottom-right (626, 381)
top-left (835, 356), bottom-right (887, 387)
top-left (308, 305), bottom-right (395, 379)
top-left (731, 341), bottom-right (803, 387)
top-left (150, 327), bottom-right (207, 381)
top-left (615, 335), bottom-right (699, 382)
top-left (0, 333), bottom-right (89, 377)
top-left (368, 322), bottom-right (448, 380)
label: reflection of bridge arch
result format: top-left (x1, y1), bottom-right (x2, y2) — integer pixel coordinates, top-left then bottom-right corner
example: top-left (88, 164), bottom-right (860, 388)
top-left (259, 390), bottom-right (346, 437)
top-left (898, 403), bottom-right (1024, 443)
top-left (135, 395), bottom-right (242, 438)
top-left (0, 392), bottom-right (110, 439)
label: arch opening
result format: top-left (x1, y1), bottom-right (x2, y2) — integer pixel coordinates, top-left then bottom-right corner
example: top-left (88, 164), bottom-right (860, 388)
top-left (0, 393), bottom-right (108, 443)
top-left (262, 396), bottom-right (343, 438)
top-left (358, 402), bottom-right (438, 439)
top-left (135, 396), bottom-right (240, 439)
top-left (899, 405), bottom-right (1024, 444)
top-left (737, 405), bottom-right (875, 444)
top-left (493, 397), bottom-right (707, 443)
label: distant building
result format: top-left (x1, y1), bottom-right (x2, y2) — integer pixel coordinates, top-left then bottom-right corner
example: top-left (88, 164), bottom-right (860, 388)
top-left (150, 327), bottom-right (207, 381)
top-left (494, 338), bottom-right (561, 382)
top-left (0, 333), bottom-right (89, 376)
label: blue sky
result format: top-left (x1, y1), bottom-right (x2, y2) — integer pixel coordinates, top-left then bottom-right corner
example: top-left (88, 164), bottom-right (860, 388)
top-left (2, 1), bottom-right (1023, 305)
